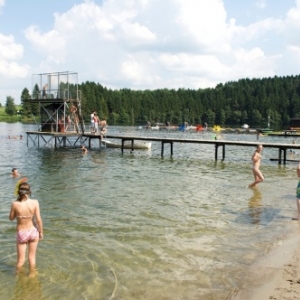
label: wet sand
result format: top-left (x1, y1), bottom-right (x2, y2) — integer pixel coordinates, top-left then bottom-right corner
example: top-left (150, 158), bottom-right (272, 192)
top-left (231, 221), bottom-right (300, 300)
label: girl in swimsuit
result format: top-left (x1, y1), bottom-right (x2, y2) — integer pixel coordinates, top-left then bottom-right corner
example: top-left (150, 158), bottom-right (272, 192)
top-left (294, 161), bottom-right (300, 220)
top-left (248, 144), bottom-right (264, 188)
top-left (9, 180), bottom-right (43, 274)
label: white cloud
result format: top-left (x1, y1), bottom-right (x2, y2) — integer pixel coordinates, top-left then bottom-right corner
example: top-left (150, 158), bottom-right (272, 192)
top-left (0, 34), bottom-right (23, 60)
top-left (120, 22), bottom-right (156, 45)
top-left (2, 0), bottom-right (300, 103)
top-left (0, 60), bottom-right (28, 78)
top-left (24, 26), bottom-right (66, 64)
top-left (174, 0), bottom-right (233, 53)
top-left (0, 33), bottom-right (29, 78)
top-left (255, 0), bottom-right (266, 9)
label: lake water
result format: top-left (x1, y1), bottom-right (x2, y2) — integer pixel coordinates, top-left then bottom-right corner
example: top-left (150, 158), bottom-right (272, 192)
top-left (0, 122), bottom-right (298, 299)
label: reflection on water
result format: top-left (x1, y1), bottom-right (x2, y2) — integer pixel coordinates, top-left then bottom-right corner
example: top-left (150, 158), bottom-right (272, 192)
top-left (248, 188), bottom-right (263, 224)
top-left (0, 123), bottom-right (298, 299)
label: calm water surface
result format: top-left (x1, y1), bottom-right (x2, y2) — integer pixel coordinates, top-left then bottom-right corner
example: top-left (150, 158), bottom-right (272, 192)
top-left (0, 122), bottom-right (298, 299)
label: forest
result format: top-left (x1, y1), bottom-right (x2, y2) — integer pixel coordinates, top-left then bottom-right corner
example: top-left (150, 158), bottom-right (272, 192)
top-left (20, 74), bottom-right (300, 127)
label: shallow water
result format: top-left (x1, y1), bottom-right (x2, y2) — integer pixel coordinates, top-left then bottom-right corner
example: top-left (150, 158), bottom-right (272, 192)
top-left (0, 122), bottom-right (298, 299)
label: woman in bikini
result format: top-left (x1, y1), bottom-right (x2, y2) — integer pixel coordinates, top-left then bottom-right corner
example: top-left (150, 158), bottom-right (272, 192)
top-left (9, 180), bottom-right (43, 274)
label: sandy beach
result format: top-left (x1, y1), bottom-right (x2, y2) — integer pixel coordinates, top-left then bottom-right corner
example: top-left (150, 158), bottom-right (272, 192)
top-left (231, 221), bottom-right (300, 300)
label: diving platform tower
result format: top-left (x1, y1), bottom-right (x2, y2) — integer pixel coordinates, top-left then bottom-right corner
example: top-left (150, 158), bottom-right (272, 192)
top-left (30, 71), bottom-right (85, 134)
top-left (25, 71), bottom-right (88, 148)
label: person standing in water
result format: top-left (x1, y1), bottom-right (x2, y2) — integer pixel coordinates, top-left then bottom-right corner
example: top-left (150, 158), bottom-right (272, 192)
top-left (294, 162), bottom-right (300, 220)
top-left (248, 144), bottom-right (264, 188)
top-left (9, 180), bottom-right (43, 274)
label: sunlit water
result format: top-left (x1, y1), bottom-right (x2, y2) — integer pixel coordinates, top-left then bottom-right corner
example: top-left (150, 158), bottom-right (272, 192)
top-left (0, 122), bottom-right (298, 299)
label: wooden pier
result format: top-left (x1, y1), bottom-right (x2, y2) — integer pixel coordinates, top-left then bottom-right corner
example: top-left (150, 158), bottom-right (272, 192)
top-left (103, 135), bottom-right (300, 164)
top-left (26, 131), bottom-right (300, 164)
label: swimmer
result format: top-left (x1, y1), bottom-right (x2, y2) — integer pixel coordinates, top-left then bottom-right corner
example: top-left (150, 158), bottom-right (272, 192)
top-left (81, 145), bottom-right (88, 153)
top-left (248, 144), bottom-right (264, 188)
top-left (11, 168), bottom-right (20, 178)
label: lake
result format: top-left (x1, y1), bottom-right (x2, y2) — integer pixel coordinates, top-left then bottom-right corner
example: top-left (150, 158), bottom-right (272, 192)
top-left (0, 122), bottom-right (298, 299)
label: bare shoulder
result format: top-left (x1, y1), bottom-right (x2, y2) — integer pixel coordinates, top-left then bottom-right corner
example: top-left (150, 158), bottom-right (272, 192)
top-left (28, 199), bottom-right (39, 206)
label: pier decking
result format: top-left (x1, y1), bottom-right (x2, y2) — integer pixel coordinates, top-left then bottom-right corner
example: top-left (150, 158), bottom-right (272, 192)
top-left (26, 131), bottom-right (300, 164)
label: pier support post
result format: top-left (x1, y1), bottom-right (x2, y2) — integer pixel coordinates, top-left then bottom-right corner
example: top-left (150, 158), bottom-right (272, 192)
top-left (222, 144), bottom-right (225, 160)
top-left (215, 143), bottom-right (225, 161)
top-left (278, 148), bottom-right (282, 164)
top-left (278, 147), bottom-right (287, 165)
top-left (161, 141), bottom-right (173, 157)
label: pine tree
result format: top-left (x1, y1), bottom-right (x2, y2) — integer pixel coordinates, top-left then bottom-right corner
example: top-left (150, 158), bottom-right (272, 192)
top-left (5, 96), bottom-right (16, 115)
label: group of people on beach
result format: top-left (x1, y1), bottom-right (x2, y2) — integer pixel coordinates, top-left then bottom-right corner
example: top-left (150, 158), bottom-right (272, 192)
top-left (9, 168), bottom-right (43, 276)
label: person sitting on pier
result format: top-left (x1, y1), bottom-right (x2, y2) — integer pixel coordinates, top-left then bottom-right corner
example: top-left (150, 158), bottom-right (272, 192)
top-left (248, 144), bottom-right (264, 188)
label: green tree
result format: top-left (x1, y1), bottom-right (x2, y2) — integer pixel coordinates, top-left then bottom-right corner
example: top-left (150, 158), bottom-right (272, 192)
top-left (5, 96), bottom-right (16, 115)
top-left (206, 109), bottom-right (216, 125)
top-left (21, 88), bottom-right (32, 117)
top-left (31, 84), bottom-right (40, 115)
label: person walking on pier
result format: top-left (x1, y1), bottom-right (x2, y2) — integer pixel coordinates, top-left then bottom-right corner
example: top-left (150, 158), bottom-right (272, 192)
top-left (248, 144), bottom-right (264, 188)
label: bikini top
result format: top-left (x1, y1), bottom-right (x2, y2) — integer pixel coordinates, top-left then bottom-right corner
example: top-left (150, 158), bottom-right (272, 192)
top-left (16, 215), bottom-right (33, 219)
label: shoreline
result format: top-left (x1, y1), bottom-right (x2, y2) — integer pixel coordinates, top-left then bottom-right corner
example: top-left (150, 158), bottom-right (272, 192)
top-left (230, 221), bottom-right (300, 299)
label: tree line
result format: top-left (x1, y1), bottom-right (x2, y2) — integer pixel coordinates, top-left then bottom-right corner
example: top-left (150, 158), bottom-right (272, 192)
top-left (8, 73), bottom-right (300, 127)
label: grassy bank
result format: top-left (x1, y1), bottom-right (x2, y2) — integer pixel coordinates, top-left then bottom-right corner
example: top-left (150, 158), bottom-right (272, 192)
top-left (0, 106), bottom-right (36, 123)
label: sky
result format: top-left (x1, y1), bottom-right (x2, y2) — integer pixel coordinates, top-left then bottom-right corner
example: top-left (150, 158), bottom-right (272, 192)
top-left (0, 0), bottom-right (300, 105)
